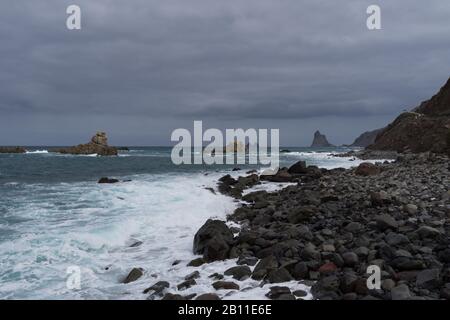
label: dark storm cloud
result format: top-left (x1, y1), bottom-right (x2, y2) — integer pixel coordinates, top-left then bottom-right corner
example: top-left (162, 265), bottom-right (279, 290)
top-left (0, 0), bottom-right (449, 145)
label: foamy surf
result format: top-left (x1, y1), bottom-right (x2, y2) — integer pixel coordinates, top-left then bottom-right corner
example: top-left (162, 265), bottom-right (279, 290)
top-left (0, 171), bottom-right (237, 299)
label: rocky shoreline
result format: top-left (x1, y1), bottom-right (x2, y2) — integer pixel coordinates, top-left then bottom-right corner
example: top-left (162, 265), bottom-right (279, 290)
top-left (138, 151), bottom-right (449, 300)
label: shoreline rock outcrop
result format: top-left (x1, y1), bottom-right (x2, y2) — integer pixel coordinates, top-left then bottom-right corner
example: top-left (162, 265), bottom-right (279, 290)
top-left (0, 146), bottom-right (26, 154)
top-left (54, 132), bottom-right (118, 156)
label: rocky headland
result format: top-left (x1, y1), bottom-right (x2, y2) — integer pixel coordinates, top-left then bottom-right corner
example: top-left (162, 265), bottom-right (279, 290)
top-left (368, 77), bottom-right (450, 155)
top-left (349, 128), bottom-right (384, 148)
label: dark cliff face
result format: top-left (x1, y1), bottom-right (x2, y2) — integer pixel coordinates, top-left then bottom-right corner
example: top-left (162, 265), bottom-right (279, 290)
top-left (368, 77), bottom-right (450, 154)
top-left (310, 130), bottom-right (334, 147)
top-left (350, 128), bottom-right (384, 148)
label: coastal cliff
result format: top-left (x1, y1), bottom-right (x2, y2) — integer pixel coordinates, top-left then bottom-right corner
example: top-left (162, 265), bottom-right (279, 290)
top-left (350, 128), bottom-right (384, 148)
top-left (368, 77), bottom-right (450, 154)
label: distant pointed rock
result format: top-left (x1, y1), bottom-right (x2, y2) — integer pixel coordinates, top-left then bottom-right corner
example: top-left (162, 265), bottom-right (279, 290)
top-left (310, 131), bottom-right (334, 147)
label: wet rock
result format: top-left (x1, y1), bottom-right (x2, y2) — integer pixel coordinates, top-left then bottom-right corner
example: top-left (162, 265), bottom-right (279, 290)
top-left (196, 293), bottom-right (221, 300)
top-left (237, 255), bottom-right (258, 266)
top-left (128, 240), bottom-right (143, 248)
top-left (208, 273), bottom-right (224, 281)
top-left (187, 257), bottom-right (205, 267)
top-left (212, 281), bottom-right (240, 290)
top-left (266, 286), bottom-right (291, 299)
top-left (185, 271), bottom-right (200, 281)
top-left (143, 281), bottom-right (170, 294)
top-left (224, 266), bottom-right (251, 281)
top-left (288, 161), bottom-right (308, 174)
top-left (277, 293), bottom-right (296, 300)
top-left (177, 279), bottom-right (197, 291)
top-left (162, 293), bottom-right (184, 300)
top-left (293, 289), bottom-right (308, 297)
top-left (122, 268), bottom-right (144, 284)
top-left (98, 177), bottom-right (120, 184)
top-left (193, 219), bottom-right (234, 262)
top-left (267, 268), bottom-right (294, 283)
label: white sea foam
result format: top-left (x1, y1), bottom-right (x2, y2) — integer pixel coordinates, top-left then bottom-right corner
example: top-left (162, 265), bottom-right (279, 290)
top-left (282, 151), bottom-right (390, 169)
top-left (0, 172), bottom-right (238, 299)
top-left (25, 150), bottom-right (49, 154)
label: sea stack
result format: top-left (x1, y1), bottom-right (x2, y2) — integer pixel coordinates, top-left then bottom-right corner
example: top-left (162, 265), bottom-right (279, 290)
top-left (55, 132), bottom-right (118, 156)
top-left (310, 130), bottom-right (334, 147)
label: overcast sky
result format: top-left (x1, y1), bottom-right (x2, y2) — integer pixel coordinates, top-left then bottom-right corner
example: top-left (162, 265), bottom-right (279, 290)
top-left (0, 0), bottom-right (449, 146)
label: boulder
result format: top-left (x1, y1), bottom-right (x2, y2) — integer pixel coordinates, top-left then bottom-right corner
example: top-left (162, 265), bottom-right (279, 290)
top-left (224, 266), bottom-right (251, 280)
top-left (391, 284), bottom-right (411, 300)
top-left (375, 214), bottom-right (398, 230)
top-left (212, 281), bottom-right (239, 290)
top-left (355, 162), bottom-right (381, 176)
top-left (266, 286), bottom-right (291, 299)
top-left (123, 268), bottom-right (144, 284)
top-left (416, 226), bottom-right (442, 239)
top-left (288, 161), bottom-right (308, 174)
top-left (193, 219), bottom-right (234, 262)
top-left (416, 269), bottom-right (441, 290)
top-left (196, 293), bottom-right (221, 300)
top-left (98, 177), bottom-right (120, 184)
top-left (143, 281), bottom-right (170, 294)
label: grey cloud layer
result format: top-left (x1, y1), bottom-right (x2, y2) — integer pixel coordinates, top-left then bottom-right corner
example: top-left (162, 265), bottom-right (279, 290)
top-left (0, 0), bottom-right (449, 145)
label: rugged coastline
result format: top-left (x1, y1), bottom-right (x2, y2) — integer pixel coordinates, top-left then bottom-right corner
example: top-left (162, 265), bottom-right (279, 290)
top-left (140, 151), bottom-right (449, 300)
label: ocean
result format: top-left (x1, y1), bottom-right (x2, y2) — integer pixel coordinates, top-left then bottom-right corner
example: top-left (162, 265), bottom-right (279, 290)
top-left (0, 146), bottom-right (366, 299)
